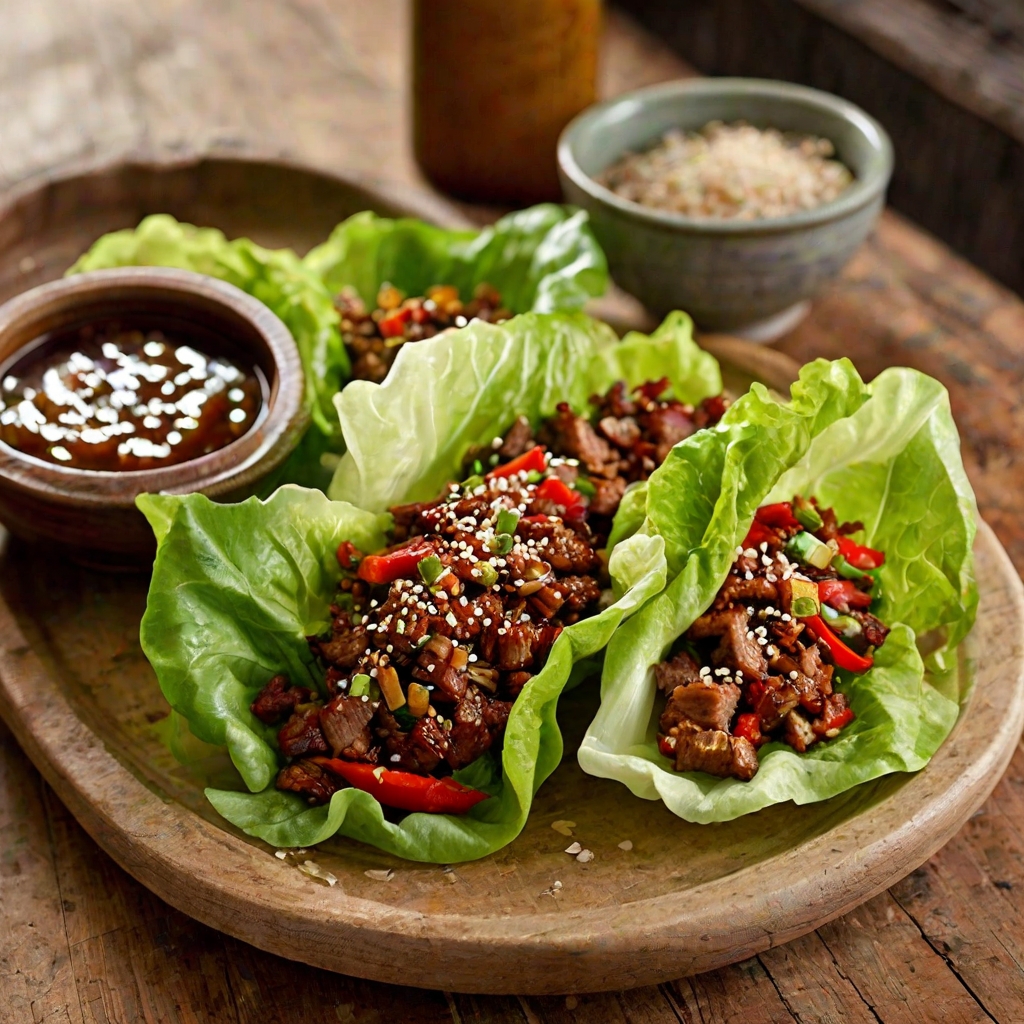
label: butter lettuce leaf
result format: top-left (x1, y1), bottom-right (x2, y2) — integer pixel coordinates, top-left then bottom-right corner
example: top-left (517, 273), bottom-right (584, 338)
top-left (303, 205), bottom-right (607, 315)
top-left (139, 489), bottom-right (666, 863)
top-left (581, 359), bottom-right (977, 821)
top-left (328, 309), bottom-right (721, 511)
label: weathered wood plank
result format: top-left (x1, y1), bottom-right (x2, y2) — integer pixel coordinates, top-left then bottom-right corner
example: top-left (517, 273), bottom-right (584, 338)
top-left (0, 724), bottom-right (82, 1024)
top-left (816, 894), bottom-right (995, 1023)
top-left (888, 743), bottom-right (1024, 1022)
top-left (756, 932), bottom-right (879, 1023)
top-left (523, 987), bottom-right (684, 1024)
top-left (670, 959), bottom-right (798, 1023)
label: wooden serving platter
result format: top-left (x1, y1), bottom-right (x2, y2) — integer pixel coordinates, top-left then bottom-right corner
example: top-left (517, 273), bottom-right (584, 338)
top-left (0, 156), bottom-right (1021, 996)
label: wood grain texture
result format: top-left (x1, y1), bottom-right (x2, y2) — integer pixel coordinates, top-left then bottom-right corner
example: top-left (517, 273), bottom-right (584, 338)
top-left (0, 0), bottom-right (1019, 1019)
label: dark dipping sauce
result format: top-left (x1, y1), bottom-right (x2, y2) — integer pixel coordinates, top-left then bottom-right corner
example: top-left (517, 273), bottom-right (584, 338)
top-left (0, 321), bottom-right (263, 471)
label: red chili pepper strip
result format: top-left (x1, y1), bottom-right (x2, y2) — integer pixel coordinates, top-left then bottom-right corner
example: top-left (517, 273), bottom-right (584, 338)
top-left (486, 444), bottom-right (547, 480)
top-left (817, 579), bottom-right (873, 611)
top-left (804, 615), bottom-right (874, 673)
top-left (837, 536), bottom-right (885, 570)
top-left (379, 306), bottom-right (413, 338)
top-left (755, 502), bottom-right (800, 529)
top-left (336, 540), bottom-right (361, 570)
top-left (534, 475), bottom-right (584, 511)
top-left (733, 713), bottom-right (764, 747)
top-left (741, 519), bottom-right (777, 551)
top-left (357, 540), bottom-right (435, 585)
top-left (316, 759), bottom-right (490, 814)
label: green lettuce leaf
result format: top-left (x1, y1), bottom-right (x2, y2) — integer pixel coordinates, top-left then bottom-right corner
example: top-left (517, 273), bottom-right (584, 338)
top-left (68, 214), bottom-right (346, 445)
top-left (581, 359), bottom-right (977, 822)
top-left (302, 205), bottom-right (607, 314)
top-left (139, 488), bottom-right (666, 862)
top-left (328, 309), bottom-right (722, 511)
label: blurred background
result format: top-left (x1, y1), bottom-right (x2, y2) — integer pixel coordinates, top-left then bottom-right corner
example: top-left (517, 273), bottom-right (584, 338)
top-left (3, 0), bottom-right (1019, 295)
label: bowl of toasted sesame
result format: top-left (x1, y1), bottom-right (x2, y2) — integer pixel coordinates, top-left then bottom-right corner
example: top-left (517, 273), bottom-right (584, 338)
top-left (558, 78), bottom-right (893, 339)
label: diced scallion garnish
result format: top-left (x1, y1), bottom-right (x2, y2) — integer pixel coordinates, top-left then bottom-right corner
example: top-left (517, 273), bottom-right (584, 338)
top-left (789, 577), bottom-right (820, 618)
top-left (349, 673), bottom-right (372, 698)
top-left (489, 533), bottom-right (514, 555)
top-left (475, 561), bottom-right (498, 587)
top-left (793, 496), bottom-right (824, 531)
top-left (526, 470), bottom-right (543, 484)
top-left (573, 477), bottom-right (596, 497)
top-left (820, 603), bottom-right (864, 637)
top-left (461, 474), bottom-right (484, 491)
top-left (418, 554), bottom-right (444, 585)
top-left (786, 530), bottom-right (833, 569)
top-left (496, 508), bottom-right (521, 535)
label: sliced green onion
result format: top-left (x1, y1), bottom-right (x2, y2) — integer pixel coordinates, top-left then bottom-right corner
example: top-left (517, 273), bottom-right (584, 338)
top-left (349, 673), bottom-right (372, 698)
top-left (786, 531), bottom-right (833, 569)
top-left (475, 561), bottom-right (498, 587)
top-left (488, 453), bottom-right (500, 467)
top-left (573, 477), bottom-right (596, 497)
top-left (496, 508), bottom-right (521, 535)
top-left (793, 497), bottom-right (823, 531)
top-left (789, 577), bottom-right (820, 618)
top-left (820, 604), bottom-right (863, 638)
top-left (418, 554), bottom-right (444, 586)
top-left (526, 469), bottom-right (543, 484)
top-left (472, 459), bottom-right (483, 475)
top-left (461, 474), bottom-right (484, 491)
top-left (489, 533), bottom-right (514, 555)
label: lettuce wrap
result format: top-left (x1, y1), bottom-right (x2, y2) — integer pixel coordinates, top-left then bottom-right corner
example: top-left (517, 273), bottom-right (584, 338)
top-left (139, 310), bottom-right (719, 862)
top-left (582, 358), bottom-right (978, 822)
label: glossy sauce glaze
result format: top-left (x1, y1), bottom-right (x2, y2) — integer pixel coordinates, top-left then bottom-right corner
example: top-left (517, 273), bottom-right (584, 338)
top-left (0, 322), bottom-right (263, 471)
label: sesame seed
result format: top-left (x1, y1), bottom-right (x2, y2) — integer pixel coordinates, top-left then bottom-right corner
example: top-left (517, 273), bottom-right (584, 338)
top-left (789, 670), bottom-right (799, 680)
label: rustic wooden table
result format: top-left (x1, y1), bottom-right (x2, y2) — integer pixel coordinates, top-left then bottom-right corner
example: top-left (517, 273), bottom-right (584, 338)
top-left (2, 3), bottom-right (1022, 1021)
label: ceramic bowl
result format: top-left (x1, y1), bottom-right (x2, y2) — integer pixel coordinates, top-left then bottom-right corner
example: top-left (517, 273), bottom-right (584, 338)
top-left (558, 77), bottom-right (894, 337)
top-left (0, 267), bottom-right (308, 567)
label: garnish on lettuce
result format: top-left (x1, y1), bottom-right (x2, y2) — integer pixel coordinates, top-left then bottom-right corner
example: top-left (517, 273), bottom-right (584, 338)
top-left (581, 358), bottom-right (978, 822)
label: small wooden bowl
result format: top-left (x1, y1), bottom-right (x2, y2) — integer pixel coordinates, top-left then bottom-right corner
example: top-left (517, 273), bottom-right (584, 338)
top-left (0, 267), bottom-right (308, 567)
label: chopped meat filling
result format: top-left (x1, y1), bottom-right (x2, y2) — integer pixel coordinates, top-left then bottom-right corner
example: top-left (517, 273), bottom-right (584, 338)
top-left (254, 442), bottom-right (612, 806)
top-left (337, 283), bottom-right (510, 383)
top-left (656, 496), bottom-right (890, 781)
top-left (471, 378), bottom-right (729, 546)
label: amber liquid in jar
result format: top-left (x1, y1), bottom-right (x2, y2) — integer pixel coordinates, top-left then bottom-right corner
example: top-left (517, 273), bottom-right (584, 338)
top-left (413, 0), bottom-right (601, 203)
top-left (0, 321), bottom-right (264, 472)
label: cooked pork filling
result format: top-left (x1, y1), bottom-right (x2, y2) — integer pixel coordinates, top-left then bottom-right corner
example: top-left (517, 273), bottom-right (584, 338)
top-left (656, 496), bottom-right (890, 781)
top-left (337, 282), bottom-right (510, 383)
top-left (253, 445), bottom-right (605, 806)
top-left (470, 379), bottom-right (728, 546)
